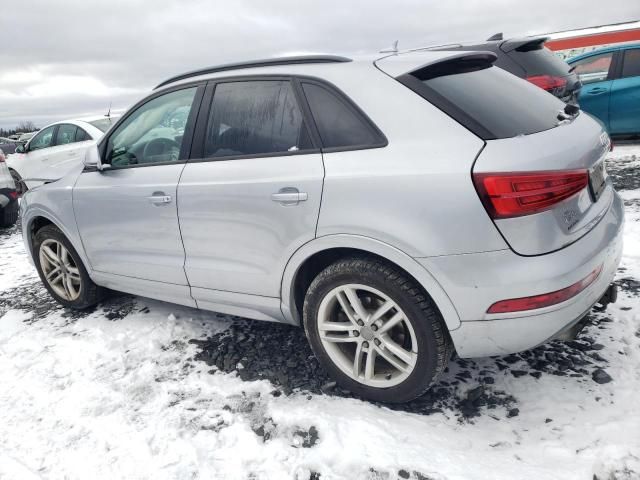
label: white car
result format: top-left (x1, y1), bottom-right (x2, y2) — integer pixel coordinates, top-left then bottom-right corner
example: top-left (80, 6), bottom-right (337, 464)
top-left (8, 116), bottom-right (118, 194)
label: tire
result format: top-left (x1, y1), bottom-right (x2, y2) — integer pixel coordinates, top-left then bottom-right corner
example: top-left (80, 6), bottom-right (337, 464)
top-left (303, 257), bottom-right (451, 403)
top-left (33, 224), bottom-right (105, 309)
top-left (0, 202), bottom-right (18, 228)
top-left (9, 169), bottom-right (27, 196)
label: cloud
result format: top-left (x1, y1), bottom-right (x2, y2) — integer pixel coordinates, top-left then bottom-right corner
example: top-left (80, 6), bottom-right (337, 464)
top-left (0, 0), bottom-right (637, 129)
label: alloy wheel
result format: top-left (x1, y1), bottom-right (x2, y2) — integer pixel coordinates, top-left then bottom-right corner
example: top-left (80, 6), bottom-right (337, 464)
top-left (317, 284), bottom-right (418, 388)
top-left (39, 239), bottom-right (82, 301)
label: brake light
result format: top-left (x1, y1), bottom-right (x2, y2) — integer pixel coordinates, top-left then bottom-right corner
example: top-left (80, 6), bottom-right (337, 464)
top-left (473, 170), bottom-right (589, 219)
top-left (487, 264), bottom-right (603, 314)
top-left (526, 75), bottom-right (567, 92)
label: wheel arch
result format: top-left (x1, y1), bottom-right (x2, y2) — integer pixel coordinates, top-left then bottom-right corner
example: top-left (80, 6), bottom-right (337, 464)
top-left (23, 208), bottom-right (92, 275)
top-left (280, 234), bottom-right (461, 331)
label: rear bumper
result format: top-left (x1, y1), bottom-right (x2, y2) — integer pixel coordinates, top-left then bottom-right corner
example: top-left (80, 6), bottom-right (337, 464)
top-left (417, 190), bottom-right (624, 358)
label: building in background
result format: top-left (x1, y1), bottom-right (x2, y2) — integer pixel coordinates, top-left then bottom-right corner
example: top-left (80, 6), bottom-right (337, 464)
top-left (543, 20), bottom-right (640, 60)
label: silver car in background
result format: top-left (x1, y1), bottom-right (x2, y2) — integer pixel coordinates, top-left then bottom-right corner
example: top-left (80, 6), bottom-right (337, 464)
top-left (20, 51), bottom-right (623, 403)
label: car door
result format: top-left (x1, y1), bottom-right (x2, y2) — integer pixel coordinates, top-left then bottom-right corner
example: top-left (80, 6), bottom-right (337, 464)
top-left (573, 51), bottom-right (616, 131)
top-left (178, 78), bottom-right (324, 301)
top-left (17, 125), bottom-right (57, 188)
top-left (609, 48), bottom-right (640, 135)
top-left (73, 84), bottom-right (204, 287)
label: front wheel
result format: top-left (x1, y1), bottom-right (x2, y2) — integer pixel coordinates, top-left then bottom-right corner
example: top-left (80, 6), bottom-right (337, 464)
top-left (303, 257), bottom-right (451, 403)
top-left (33, 225), bottom-right (105, 309)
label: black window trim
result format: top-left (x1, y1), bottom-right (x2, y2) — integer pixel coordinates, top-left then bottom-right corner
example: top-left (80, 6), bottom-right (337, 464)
top-left (95, 81), bottom-right (206, 171)
top-left (188, 74), bottom-right (388, 164)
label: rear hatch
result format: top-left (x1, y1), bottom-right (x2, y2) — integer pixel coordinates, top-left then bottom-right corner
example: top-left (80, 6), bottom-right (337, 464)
top-left (501, 38), bottom-right (581, 102)
top-left (379, 51), bottom-right (612, 256)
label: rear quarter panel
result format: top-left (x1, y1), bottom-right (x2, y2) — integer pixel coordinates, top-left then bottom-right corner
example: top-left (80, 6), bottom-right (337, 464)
top-left (315, 64), bottom-right (506, 257)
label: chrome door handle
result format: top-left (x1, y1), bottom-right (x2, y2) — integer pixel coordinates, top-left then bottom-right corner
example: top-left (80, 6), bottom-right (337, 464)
top-left (147, 193), bottom-right (172, 205)
top-left (271, 188), bottom-right (308, 206)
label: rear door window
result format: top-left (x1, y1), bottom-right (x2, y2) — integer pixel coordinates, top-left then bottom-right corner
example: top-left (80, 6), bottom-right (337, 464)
top-left (301, 82), bottom-right (385, 149)
top-left (621, 49), bottom-right (640, 78)
top-left (55, 124), bottom-right (78, 145)
top-left (404, 63), bottom-right (565, 140)
top-left (75, 128), bottom-right (91, 142)
top-left (204, 80), bottom-right (313, 158)
top-left (571, 52), bottom-right (614, 84)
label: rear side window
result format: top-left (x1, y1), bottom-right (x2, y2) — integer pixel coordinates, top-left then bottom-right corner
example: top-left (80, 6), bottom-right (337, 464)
top-left (403, 63), bottom-right (565, 140)
top-left (621, 49), bottom-right (640, 78)
top-left (301, 82), bottom-right (384, 149)
top-left (507, 47), bottom-right (571, 76)
top-left (204, 80), bottom-right (313, 158)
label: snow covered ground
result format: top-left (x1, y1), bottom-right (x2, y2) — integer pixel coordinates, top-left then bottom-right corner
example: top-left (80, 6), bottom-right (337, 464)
top-left (0, 145), bottom-right (639, 480)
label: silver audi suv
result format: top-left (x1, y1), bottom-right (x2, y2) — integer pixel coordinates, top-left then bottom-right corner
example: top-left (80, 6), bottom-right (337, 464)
top-left (21, 51), bottom-right (623, 402)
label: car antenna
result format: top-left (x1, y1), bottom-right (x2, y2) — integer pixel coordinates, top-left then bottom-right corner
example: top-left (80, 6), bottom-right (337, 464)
top-left (487, 32), bottom-right (503, 41)
top-left (380, 40), bottom-right (399, 54)
top-left (105, 102), bottom-right (112, 118)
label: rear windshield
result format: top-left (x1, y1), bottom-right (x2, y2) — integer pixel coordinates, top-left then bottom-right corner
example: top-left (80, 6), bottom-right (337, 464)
top-left (407, 64), bottom-right (566, 140)
top-left (89, 117), bottom-right (116, 133)
top-left (507, 47), bottom-right (571, 76)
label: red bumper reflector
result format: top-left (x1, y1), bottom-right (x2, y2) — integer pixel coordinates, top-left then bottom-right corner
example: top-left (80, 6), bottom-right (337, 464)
top-left (487, 264), bottom-right (603, 314)
top-left (9, 191), bottom-right (18, 199)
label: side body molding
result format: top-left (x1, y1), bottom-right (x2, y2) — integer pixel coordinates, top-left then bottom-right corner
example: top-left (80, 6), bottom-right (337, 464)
top-left (280, 234), bottom-right (461, 330)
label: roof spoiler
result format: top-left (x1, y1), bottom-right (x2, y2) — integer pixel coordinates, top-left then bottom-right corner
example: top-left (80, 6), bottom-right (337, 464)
top-left (500, 36), bottom-right (549, 53)
top-left (407, 51), bottom-right (497, 81)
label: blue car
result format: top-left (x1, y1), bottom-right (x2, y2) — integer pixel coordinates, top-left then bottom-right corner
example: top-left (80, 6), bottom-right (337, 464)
top-left (568, 44), bottom-right (640, 136)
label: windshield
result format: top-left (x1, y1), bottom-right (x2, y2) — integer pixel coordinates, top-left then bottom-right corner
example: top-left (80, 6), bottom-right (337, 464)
top-left (89, 117), bottom-right (117, 133)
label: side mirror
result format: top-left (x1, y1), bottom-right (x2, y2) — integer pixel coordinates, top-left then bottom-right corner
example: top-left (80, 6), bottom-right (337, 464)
top-left (83, 145), bottom-right (110, 172)
top-left (15, 144), bottom-right (25, 154)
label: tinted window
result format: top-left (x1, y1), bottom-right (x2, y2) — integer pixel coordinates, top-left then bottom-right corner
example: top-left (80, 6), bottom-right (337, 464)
top-left (90, 117), bottom-right (116, 133)
top-left (55, 124), bottom-right (78, 145)
top-left (410, 65), bottom-right (565, 139)
top-left (508, 47), bottom-right (571, 76)
top-left (75, 128), bottom-right (91, 142)
top-left (28, 126), bottom-right (55, 151)
top-left (572, 52), bottom-right (614, 84)
top-left (621, 49), bottom-right (640, 78)
top-left (302, 83), bottom-right (382, 149)
top-left (204, 81), bottom-right (312, 158)
top-left (106, 87), bottom-right (197, 167)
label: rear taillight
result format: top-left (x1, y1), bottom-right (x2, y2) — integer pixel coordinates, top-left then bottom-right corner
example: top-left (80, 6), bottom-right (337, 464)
top-left (473, 170), bottom-right (589, 219)
top-left (526, 75), bottom-right (567, 92)
top-left (487, 264), bottom-right (603, 314)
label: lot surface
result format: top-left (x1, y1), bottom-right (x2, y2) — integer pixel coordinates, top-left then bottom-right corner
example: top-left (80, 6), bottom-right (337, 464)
top-left (0, 145), bottom-right (639, 480)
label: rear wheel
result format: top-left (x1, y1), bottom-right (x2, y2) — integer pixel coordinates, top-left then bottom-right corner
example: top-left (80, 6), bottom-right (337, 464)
top-left (33, 225), bottom-right (105, 309)
top-left (303, 257), bottom-right (451, 403)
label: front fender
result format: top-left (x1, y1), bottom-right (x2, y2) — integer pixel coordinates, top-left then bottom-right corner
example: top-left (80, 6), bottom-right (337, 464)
top-left (280, 234), bottom-right (461, 330)
top-left (20, 177), bottom-right (91, 275)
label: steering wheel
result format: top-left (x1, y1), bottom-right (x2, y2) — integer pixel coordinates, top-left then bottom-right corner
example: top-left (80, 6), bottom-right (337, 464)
top-left (142, 137), bottom-right (180, 163)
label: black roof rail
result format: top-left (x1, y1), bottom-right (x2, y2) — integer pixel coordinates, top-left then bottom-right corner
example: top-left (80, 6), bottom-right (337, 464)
top-left (154, 55), bottom-right (352, 89)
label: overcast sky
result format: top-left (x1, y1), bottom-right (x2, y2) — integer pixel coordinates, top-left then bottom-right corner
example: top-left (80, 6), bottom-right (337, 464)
top-left (0, 0), bottom-right (637, 130)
